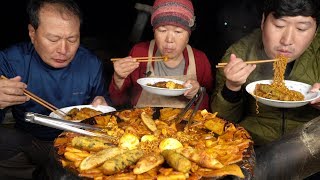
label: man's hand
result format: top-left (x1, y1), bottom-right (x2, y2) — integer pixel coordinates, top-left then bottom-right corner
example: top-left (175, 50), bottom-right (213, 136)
top-left (0, 76), bottom-right (30, 109)
top-left (224, 54), bottom-right (256, 91)
top-left (309, 83), bottom-right (320, 109)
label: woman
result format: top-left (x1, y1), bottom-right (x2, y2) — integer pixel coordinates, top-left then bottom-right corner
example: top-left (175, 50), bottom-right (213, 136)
top-left (109, 0), bottom-right (213, 110)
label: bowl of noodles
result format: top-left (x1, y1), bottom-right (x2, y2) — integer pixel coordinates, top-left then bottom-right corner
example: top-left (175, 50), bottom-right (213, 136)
top-left (137, 77), bottom-right (192, 96)
top-left (245, 55), bottom-right (320, 108)
top-left (246, 80), bottom-right (320, 108)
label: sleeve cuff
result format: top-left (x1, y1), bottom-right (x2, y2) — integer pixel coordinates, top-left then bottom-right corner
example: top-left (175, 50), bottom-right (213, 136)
top-left (221, 84), bottom-right (242, 103)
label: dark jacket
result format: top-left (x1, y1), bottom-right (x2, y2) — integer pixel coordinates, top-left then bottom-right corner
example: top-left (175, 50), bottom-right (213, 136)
top-left (0, 42), bottom-right (111, 140)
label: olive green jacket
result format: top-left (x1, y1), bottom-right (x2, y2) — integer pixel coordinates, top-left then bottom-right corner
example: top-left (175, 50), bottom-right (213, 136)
top-left (211, 29), bottom-right (320, 145)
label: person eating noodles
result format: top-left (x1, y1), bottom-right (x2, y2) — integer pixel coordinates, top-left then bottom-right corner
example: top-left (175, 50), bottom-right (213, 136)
top-left (109, 0), bottom-right (213, 110)
top-left (211, 0), bottom-right (320, 179)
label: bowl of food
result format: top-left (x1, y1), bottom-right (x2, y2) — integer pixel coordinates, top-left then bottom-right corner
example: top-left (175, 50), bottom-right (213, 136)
top-left (137, 77), bottom-right (192, 96)
top-left (246, 80), bottom-right (320, 108)
top-left (49, 105), bottom-right (116, 121)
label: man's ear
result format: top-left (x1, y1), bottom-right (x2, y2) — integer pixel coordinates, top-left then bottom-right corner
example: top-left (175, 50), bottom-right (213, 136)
top-left (261, 13), bottom-right (265, 30)
top-left (28, 24), bottom-right (36, 43)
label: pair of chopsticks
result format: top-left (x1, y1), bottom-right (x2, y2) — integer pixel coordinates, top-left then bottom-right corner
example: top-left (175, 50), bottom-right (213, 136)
top-left (111, 56), bottom-right (168, 62)
top-left (0, 75), bottom-right (67, 118)
top-left (215, 59), bottom-right (278, 68)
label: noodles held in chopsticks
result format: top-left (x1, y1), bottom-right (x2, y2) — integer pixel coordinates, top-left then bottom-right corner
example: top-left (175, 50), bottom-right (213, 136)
top-left (254, 55), bottom-right (304, 101)
top-left (271, 54), bottom-right (287, 88)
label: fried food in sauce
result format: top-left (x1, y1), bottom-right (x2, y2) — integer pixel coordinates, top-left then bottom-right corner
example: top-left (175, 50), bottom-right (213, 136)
top-left (147, 81), bottom-right (185, 89)
top-left (64, 107), bottom-right (102, 120)
top-left (54, 107), bottom-right (253, 179)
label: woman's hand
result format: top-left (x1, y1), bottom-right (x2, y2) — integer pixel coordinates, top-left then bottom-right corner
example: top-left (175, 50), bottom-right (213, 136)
top-left (91, 96), bottom-right (108, 106)
top-left (0, 76), bottom-right (30, 109)
top-left (113, 56), bottom-right (140, 89)
top-left (183, 79), bottom-right (200, 99)
top-left (224, 54), bottom-right (256, 91)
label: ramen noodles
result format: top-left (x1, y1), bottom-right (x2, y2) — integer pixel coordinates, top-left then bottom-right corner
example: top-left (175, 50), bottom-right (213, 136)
top-left (254, 55), bottom-right (304, 101)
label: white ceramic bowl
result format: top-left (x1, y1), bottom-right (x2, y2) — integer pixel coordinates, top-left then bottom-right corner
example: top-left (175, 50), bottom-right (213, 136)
top-left (137, 77), bottom-right (192, 96)
top-left (49, 105), bottom-right (116, 120)
top-left (245, 80), bottom-right (320, 108)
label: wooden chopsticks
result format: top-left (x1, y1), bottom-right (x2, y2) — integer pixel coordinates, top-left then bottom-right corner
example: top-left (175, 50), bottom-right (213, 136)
top-left (0, 75), bottom-right (67, 118)
top-left (111, 56), bottom-right (168, 62)
top-left (216, 59), bottom-right (278, 68)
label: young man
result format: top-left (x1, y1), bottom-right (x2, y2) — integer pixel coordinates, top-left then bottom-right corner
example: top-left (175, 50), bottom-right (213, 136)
top-left (0, 0), bottom-right (111, 179)
top-left (211, 0), bottom-right (320, 178)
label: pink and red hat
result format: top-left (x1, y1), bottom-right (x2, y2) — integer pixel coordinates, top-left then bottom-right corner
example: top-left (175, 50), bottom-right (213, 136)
top-left (151, 0), bottom-right (195, 34)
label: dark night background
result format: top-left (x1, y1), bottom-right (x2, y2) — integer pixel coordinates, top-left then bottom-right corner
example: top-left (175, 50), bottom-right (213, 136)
top-left (0, 0), bottom-right (263, 85)
top-left (1, 2), bottom-right (320, 179)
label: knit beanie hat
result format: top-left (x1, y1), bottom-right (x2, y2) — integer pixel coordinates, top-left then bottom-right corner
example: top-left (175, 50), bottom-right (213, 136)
top-left (151, 0), bottom-right (195, 34)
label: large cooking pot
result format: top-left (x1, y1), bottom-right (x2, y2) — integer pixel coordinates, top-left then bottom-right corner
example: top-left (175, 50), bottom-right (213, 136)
top-left (49, 107), bottom-right (255, 180)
